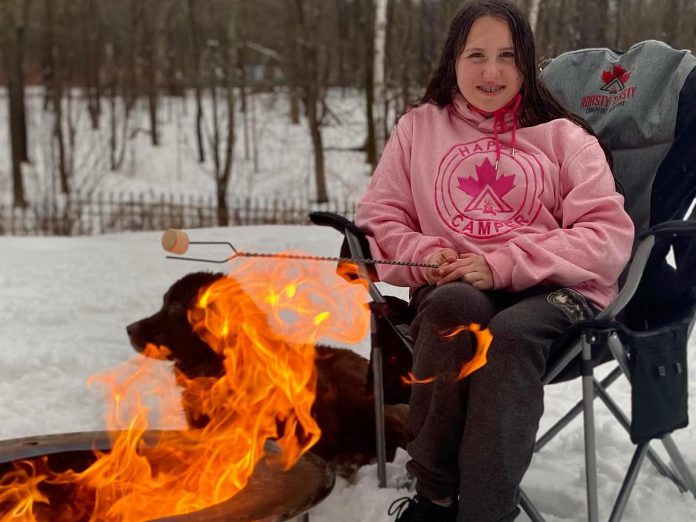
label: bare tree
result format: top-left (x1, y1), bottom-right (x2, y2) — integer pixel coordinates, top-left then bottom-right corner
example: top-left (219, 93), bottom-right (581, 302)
top-left (43, 0), bottom-right (70, 194)
top-left (199, 3), bottom-right (237, 226)
top-left (186, 0), bottom-right (206, 162)
top-left (290, 0), bottom-right (330, 203)
top-left (359, 0), bottom-right (378, 168)
top-left (373, 0), bottom-right (389, 159)
top-left (141, 0), bottom-right (173, 147)
top-left (83, 0), bottom-right (103, 130)
top-left (0, 0), bottom-right (31, 208)
top-left (186, 0), bottom-right (205, 163)
top-left (528, 0), bottom-right (542, 33)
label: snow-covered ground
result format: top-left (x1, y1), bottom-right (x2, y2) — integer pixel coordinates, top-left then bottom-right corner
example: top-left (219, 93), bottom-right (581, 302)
top-left (0, 228), bottom-right (695, 521)
top-left (1, 85), bottom-right (695, 520)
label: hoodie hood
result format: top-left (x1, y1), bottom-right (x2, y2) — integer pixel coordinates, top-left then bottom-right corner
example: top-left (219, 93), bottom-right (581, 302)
top-left (451, 92), bottom-right (522, 170)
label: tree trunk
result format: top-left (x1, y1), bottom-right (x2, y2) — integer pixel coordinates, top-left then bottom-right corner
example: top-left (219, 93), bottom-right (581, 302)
top-left (143, 3), bottom-right (167, 147)
top-left (217, 83), bottom-right (235, 227)
top-left (16, 1), bottom-right (30, 165)
top-left (238, 0), bottom-right (251, 161)
top-left (293, 0), bottom-right (328, 202)
top-left (364, 51), bottom-right (377, 170)
top-left (574, 0), bottom-right (606, 48)
top-left (528, 0), bottom-right (542, 33)
top-left (361, 0), bottom-right (377, 169)
top-left (335, 0), bottom-right (349, 96)
top-left (187, 0), bottom-right (206, 163)
top-left (373, 0), bottom-right (388, 157)
top-left (398, 0), bottom-right (415, 113)
top-left (0, 1), bottom-right (29, 207)
top-left (85, 0), bottom-right (102, 130)
top-left (210, 82), bottom-right (221, 179)
top-left (146, 42), bottom-right (160, 146)
top-left (216, 18), bottom-right (238, 227)
top-left (45, 0), bottom-right (70, 195)
top-left (284, 7), bottom-right (301, 125)
top-left (607, 0), bottom-right (620, 49)
top-left (307, 96), bottom-right (328, 203)
top-left (290, 88), bottom-right (301, 124)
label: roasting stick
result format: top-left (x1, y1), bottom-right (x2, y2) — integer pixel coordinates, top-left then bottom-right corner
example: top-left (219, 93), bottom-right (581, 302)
top-left (161, 228), bottom-right (439, 269)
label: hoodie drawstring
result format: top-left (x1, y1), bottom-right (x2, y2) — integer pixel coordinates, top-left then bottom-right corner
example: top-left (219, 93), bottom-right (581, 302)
top-left (467, 93), bottom-right (522, 171)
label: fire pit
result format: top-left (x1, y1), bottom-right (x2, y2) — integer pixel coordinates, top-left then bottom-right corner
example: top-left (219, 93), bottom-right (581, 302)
top-left (0, 430), bottom-right (334, 521)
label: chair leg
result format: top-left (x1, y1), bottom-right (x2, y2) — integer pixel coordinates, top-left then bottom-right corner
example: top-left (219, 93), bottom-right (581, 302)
top-left (535, 366), bottom-right (622, 452)
top-left (661, 435), bottom-right (696, 497)
top-left (581, 334), bottom-right (599, 522)
top-left (519, 488), bottom-right (546, 522)
top-left (608, 443), bottom-right (650, 522)
top-left (595, 382), bottom-right (690, 492)
top-left (536, 366), bottom-right (685, 491)
top-left (371, 311), bottom-right (388, 488)
top-left (604, 335), bottom-right (696, 496)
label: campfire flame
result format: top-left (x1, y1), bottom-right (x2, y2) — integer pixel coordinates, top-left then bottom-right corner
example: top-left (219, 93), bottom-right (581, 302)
top-left (446, 323), bottom-right (493, 380)
top-left (0, 461), bottom-right (49, 521)
top-left (0, 256), bottom-right (369, 521)
top-left (400, 323), bottom-right (493, 385)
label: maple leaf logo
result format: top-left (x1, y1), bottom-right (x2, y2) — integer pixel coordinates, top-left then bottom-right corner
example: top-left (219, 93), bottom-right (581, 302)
top-left (600, 65), bottom-right (631, 93)
top-left (457, 158), bottom-right (515, 215)
top-left (602, 64), bottom-right (631, 85)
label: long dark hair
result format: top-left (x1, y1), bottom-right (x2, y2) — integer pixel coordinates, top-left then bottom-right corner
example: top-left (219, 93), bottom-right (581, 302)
top-left (417, 0), bottom-right (612, 165)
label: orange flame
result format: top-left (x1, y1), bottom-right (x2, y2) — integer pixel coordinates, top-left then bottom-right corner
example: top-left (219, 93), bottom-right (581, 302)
top-left (0, 461), bottom-right (49, 521)
top-left (0, 256), bottom-right (369, 520)
top-left (400, 371), bottom-right (437, 385)
top-left (447, 323), bottom-right (493, 380)
top-left (142, 343), bottom-right (172, 360)
top-left (401, 323), bottom-right (494, 385)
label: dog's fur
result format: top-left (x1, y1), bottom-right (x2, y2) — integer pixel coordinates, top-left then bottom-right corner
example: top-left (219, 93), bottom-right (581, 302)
top-left (127, 271), bottom-right (410, 474)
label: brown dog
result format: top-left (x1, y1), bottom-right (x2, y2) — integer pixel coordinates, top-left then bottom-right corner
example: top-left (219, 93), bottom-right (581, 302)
top-left (126, 271), bottom-right (410, 475)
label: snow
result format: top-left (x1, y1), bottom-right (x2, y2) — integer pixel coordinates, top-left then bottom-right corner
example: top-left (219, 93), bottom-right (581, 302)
top-left (0, 89), bottom-right (372, 205)
top-left (1, 228), bottom-right (695, 521)
top-left (0, 87), bottom-right (695, 520)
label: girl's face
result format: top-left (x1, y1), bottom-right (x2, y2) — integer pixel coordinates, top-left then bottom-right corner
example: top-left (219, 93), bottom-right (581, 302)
top-left (455, 16), bottom-right (522, 113)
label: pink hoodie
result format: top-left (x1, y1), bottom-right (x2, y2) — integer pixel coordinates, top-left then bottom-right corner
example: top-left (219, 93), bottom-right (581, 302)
top-left (355, 94), bottom-right (634, 308)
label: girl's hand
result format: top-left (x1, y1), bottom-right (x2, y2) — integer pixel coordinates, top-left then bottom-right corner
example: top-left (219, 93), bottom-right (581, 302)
top-left (435, 253), bottom-right (494, 290)
top-left (424, 248), bottom-right (458, 285)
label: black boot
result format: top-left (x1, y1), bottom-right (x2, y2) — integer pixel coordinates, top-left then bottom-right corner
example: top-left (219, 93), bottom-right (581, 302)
top-left (388, 494), bottom-right (458, 522)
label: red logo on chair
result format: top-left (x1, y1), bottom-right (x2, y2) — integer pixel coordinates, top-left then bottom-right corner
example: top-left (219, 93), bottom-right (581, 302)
top-left (600, 65), bottom-right (632, 93)
top-left (434, 138), bottom-right (544, 239)
top-left (580, 64), bottom-right (637, 115)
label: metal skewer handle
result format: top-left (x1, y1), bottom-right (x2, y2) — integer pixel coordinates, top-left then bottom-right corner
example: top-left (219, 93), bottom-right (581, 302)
top-left (161, 228), bottom-right (438, 269)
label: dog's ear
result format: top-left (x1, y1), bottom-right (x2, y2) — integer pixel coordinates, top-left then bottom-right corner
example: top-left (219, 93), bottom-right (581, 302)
top-left (181, 271), bottom-right (226, 286)
top-left (165, 272), bottom-right (226, 309)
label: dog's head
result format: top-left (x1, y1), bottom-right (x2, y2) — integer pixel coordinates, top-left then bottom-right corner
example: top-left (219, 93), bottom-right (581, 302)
top-left (127, 271), bottom-right (226, 379)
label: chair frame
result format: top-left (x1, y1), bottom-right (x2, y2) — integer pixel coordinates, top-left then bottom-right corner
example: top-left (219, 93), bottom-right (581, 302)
top-left (328, 217), bottom-right (696, 522)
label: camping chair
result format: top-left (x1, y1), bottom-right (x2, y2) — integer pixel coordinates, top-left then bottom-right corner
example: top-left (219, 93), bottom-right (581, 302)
top-left (310, 39), bottom-right (696, 521)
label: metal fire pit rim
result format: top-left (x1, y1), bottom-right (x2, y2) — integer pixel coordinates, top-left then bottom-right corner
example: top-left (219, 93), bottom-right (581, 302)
top-left (0, 430), bottom-right (335, 522)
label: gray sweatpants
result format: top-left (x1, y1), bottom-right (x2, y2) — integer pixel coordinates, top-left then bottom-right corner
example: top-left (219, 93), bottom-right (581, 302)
top-left (406, 282), bottom-right (593, 522)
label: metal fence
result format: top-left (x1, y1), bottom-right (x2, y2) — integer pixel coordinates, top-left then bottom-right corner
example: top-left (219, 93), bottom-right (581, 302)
top-left (0, 193), bottom-right (357, 236)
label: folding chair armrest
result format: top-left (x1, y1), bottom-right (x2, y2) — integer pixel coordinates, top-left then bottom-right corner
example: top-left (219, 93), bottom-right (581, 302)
top-left (308, 211), bottom-right (384, 302)
top-left (601, 220), bottom-right (696, 320)
top-left (599, 235), bottom-right (655, 320)
top-left (641, 219), bottom-right (696, 238)
top-left (308, 211), bottom-right (366, 238)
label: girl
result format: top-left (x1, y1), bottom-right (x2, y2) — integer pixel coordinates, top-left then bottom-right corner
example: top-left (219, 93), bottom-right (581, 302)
top-left (355, 1), bottom-right (634, 521)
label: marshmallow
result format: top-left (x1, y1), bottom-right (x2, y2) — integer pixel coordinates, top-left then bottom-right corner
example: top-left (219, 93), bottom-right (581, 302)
top-left (161, 229), bottom-right (190, 254)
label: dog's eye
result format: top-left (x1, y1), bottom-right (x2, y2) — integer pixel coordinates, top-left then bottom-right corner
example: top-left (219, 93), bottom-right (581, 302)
top-left (168, 302), bottom-right (186, 317)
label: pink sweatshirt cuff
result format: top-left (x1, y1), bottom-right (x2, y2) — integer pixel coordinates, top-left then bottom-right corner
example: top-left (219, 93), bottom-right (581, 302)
top-left (483, 249), bottom-right (514, 290)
